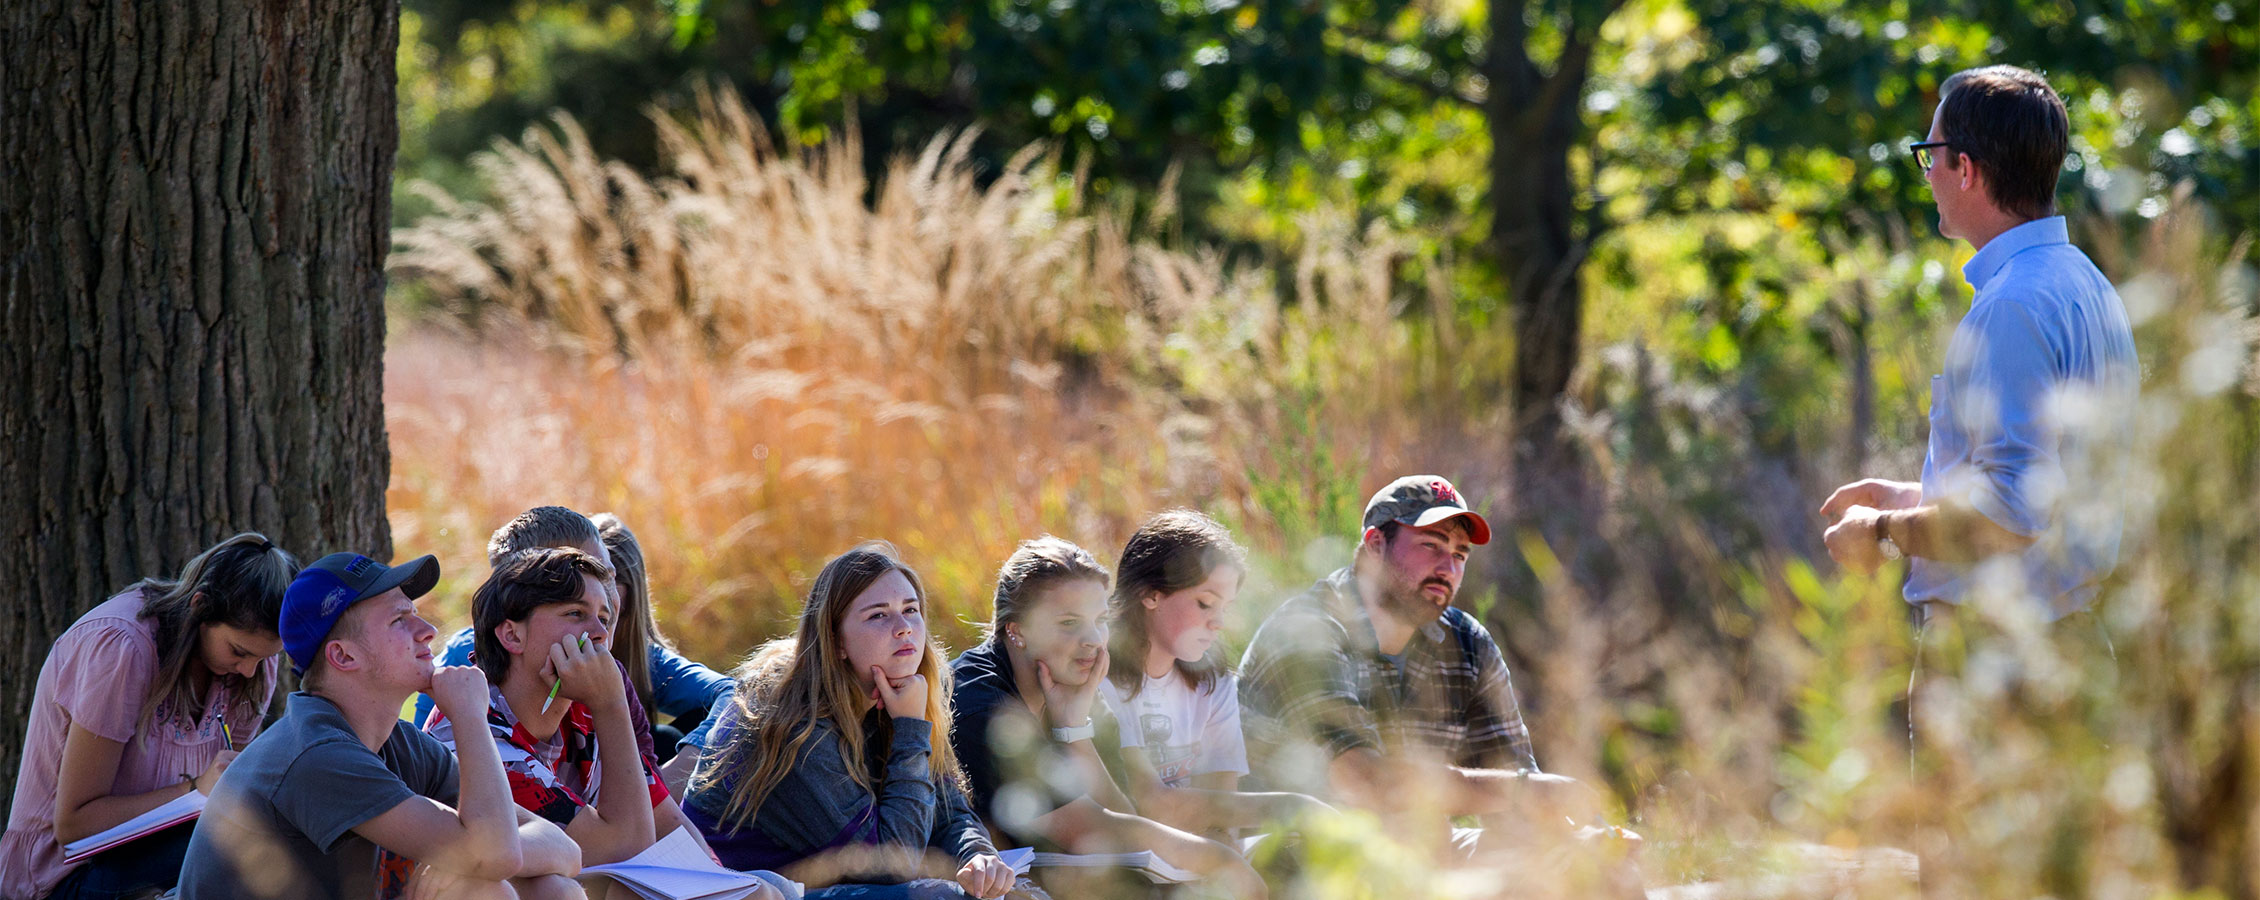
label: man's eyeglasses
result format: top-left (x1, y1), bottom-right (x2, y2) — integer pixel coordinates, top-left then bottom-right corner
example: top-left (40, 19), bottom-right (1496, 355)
top-left (1909, 141), bottom-right (1951, 172)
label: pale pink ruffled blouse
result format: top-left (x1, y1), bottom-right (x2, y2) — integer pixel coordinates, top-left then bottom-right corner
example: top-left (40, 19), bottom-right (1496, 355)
top-left (1, 590), bottom-right (275, 900)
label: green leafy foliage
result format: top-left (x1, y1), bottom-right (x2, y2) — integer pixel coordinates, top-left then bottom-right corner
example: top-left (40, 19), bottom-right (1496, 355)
top-left (387, 2), bottom-right (2260, 893)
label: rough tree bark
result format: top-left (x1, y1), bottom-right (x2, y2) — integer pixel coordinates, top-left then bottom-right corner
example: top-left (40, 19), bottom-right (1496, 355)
top-left (1487, 0), bottom-right (1623, 534)
top-left (0, 0), bottom-right (401, 814)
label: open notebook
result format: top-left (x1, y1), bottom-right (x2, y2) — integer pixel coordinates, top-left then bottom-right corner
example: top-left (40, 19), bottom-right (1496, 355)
top-left (999, 833), bottom-right (1269, 885)
top-left (581, 829), bottom-right (794, 900)
top-left (61, 790), bottom-right (205, 863)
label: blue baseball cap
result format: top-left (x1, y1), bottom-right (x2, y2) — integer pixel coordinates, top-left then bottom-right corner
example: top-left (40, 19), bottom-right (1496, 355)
top-left (282, 552), bottom-right (441, 676)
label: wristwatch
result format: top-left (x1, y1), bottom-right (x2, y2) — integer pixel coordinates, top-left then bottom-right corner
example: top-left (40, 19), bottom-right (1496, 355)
top-left (1876, 512), bottom-right (1904, 561)
top-left (1050, 719), bottom-right (1096, 744)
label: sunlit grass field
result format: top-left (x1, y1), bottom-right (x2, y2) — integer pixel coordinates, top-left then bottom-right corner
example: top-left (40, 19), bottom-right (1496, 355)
top-left (383, 93), bottom-right (2258, 897)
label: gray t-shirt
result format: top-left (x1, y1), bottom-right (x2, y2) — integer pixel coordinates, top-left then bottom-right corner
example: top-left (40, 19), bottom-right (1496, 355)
top-left (178, 691), bottom-right (459, 900)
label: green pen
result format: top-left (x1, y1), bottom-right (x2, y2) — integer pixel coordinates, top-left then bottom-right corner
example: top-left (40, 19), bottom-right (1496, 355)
top-left (540, 633), bottom-right (591, 714)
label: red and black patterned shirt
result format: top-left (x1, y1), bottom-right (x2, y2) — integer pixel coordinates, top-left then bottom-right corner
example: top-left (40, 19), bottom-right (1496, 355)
top-left (425, 659), bottom-right (670, 825)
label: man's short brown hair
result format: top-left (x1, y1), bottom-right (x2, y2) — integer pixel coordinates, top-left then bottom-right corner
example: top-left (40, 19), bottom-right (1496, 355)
top-left (487, 506), bottom-right (601, 569)
top-left (1937, 65), bottom-right (2071, 221)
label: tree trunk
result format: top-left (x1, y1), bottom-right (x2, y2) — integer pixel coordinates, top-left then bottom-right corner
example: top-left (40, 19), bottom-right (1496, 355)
top-left (1847, 283), bottom-right (1875, 472)
top-left (0, 0), bottom-right (401, 814)
top-left (1488, 0), bottom-right (1601, 530)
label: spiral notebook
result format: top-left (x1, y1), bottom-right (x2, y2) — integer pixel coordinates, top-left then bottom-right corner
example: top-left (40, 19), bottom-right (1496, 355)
top-left (60, 790), bottom-right (205, 863)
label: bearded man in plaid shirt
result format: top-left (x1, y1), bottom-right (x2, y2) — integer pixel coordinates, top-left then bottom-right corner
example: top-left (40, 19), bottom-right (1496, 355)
top-left (1240, 476), bottom-right (1639, 884)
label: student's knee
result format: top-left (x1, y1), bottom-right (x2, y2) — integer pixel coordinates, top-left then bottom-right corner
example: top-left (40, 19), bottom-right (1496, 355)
top-left (511, 874), bottom-right (589, 900)
top-left (1106, 811), bottom-right (1203, 857)
top-left (1095, 807), bottom-right (1173, 842)
top-left (409, 871), bottom-right (511, 900)
top-left (410, 872), bottom-right (586, 900)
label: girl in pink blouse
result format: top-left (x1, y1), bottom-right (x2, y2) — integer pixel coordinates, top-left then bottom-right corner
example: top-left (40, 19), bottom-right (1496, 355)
top-left (2, 533), bottom-right (300, 900)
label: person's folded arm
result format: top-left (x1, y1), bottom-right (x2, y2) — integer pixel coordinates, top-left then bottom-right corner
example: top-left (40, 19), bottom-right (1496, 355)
top-left (392, 701), bottom-right (525, 878)
top-left (513, 806), bottom-right (582, 877)
top-left (356, 795), bottom-right (523, 882)
top-left (931, 780), bottom-right (997, 865)
top-left (654, 796), bottom-right (714, 857)
top-left (563, 688), bottom-right (659, 864)
top-left (1880, 501), bottom-right (2037, 562)
top-left (1057, 730), bottom-right (1137, 815)
top-left (1249, 627), bottom-right (1386, 804)
top-left (1326, 745), bottom-right (1594, 822)
top-left (1122, 758), bottom-right (1305, 835)
top-left (52, 724), bottom-right (201, 844)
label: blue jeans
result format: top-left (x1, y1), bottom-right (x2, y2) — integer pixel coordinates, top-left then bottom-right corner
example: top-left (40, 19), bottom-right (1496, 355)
top-left (804, 879), bottom-right (972, 900)
top-left (43, 820), bottom-right (194, 900)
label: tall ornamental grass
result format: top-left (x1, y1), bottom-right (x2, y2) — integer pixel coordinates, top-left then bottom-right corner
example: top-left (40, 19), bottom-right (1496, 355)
top-left (388, 90), bottom-right (2257, 898)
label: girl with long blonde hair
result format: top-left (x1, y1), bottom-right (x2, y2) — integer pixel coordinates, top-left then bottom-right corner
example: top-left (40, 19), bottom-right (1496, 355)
top-left (684, 544), bottom-right (1016, 899)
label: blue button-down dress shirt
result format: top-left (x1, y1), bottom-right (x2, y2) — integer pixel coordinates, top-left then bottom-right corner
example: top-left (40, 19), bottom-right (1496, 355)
top-left (1904, 216), bottom-right (2140, 620)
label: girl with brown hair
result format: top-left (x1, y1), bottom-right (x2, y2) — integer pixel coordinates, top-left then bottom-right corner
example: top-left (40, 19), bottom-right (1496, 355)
top-left (683, 544), bottom-right (1015, 899)
top-left (3, 532), bottom-right (300, 900)
top-left (949, 535), bottom-right (1267, 898)
top-left (1102, 510), bottom-right (1332, 841)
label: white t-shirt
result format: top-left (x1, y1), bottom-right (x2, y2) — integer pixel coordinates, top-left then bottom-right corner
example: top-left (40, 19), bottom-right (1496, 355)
top-left (1098, 670), bottom-right (1249, 788)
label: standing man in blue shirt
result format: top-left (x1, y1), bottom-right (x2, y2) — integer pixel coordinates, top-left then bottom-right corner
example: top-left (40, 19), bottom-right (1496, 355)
top-left (1822, 65), bottom-right (2138, 623)
top-left (1819, 66), bottom-right (2140, 895)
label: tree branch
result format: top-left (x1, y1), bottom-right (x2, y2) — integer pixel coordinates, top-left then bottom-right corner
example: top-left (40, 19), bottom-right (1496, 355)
top-left (1332, 25), bottom-right (1486, 108)
top-left (1374, 62), bottom-right (1487, 108)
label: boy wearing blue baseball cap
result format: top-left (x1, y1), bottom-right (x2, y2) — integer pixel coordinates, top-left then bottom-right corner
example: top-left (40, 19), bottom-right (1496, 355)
top-left (176, 551), bottom-right (587, 900)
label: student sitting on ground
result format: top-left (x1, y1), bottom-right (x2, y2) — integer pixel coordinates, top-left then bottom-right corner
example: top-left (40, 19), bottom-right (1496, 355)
top-left (1100, 511), bottom-right (1333, 842)
top-left (949, 537), bottom-right (1265, 898)
top-left (177, 551), bottom-right (583, 900)
top-left (420, 508), bottom-right (729, 770)
top-left (683, 544), bottom-right (1015, 900)
top-left (2, 533), bottom-right (299, 900)
top-left (1237, 476), bottom-right (1639, 893)
top-left (588, 513), bottom-right (733, 791)
top-left (426, 547), bottom-right (706, 866)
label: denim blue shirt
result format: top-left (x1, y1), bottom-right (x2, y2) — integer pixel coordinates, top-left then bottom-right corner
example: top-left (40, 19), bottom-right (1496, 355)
top-left (681, 690), bottom-right (734, 751)
top-left (1905, 216), bottom-right (2140, 620)
top-left (413, 626), bottom-right (731, 725)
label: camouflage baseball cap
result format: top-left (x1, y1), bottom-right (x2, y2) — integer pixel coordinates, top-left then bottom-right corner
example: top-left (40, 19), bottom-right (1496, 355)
top-left (1361, 475), bottom-right (1492, 544)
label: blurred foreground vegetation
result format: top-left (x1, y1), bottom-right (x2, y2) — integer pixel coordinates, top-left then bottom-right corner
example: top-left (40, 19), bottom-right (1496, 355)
top-left (385, 100), bottom-right (2256, 895)
top-left (383, 1), bottom-right (2257, 895)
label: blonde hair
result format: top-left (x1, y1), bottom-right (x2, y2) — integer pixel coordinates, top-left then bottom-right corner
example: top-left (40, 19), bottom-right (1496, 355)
top-left (592, 513), bottom-right (665, 710)
top-left (693, 543), bottom-right (964, 832)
